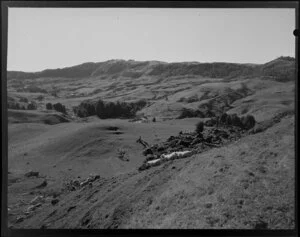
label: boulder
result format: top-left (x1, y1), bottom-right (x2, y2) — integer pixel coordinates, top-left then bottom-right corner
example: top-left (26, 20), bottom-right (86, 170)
top-left (25, 171), bottom-right (39, 178)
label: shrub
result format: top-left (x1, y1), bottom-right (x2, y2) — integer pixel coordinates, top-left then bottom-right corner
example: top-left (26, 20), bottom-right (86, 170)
top-left (195, 121), bottom-right (204, 134)
top-left (37, 95), bottom-right (44, 101)
top-left (46, 103), bottom-right (53, 110)
top-left (241, 115), bottom-right (256, 130)
top-left (19, 97), bottom-right (28, 103)
top-left (178, 108), bottom-right (204, 119)
top-left (73, 100), bottom-right (96, 118)
top-left (95, 99), bottom-right (147, 119)
top-left (53, 103), bottom-right (66, 114)
top-left (27, 102), bottom-right (37, 110)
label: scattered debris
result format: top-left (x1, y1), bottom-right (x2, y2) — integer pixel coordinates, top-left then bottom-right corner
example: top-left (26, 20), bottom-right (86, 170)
top-left (80, 174), bottom-right (100, 187)
top-left (117, 149), bottom-right (129, 161)
top-left (64, 174), bottom-right (101, 192)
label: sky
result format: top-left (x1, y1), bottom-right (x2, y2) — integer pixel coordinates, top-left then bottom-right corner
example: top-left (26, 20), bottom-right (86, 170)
top-left (7, 8), bottom-right (296, 72)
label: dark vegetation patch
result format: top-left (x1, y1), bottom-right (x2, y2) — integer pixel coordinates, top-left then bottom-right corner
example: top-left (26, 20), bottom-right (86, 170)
top-left (106, 126), bottom-right (119, 131)
top-left (73, 99), bottom-right (147, 119)
top-left (178, 84), bottom-right (252, 119)
top-left (139, 113), bottom-right (257, 171)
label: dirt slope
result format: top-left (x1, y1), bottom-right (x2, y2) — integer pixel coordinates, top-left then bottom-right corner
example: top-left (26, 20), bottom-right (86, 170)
top-left (10, 114), bottom-right (294, 229)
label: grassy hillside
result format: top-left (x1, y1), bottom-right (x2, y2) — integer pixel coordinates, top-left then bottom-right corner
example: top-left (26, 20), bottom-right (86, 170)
top-left (7, 56), bottom-right (296, 229)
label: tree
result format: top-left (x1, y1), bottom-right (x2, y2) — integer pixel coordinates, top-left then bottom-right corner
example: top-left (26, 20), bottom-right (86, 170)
top-left (46, 103), bottom-right (53, 110)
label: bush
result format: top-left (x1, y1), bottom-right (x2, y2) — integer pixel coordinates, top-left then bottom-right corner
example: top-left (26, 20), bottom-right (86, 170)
top-left (37, 95), bottom-right (44, 101)
top-left (46, 103), bottom-right (53, 110)
top-left (19, 97), bottom-right (28, 103)
top-left (195, 121), bottom-right (204, 134)
top-left (53, 103), bottom-right (66, 114)
top-left (178, 108), bottom-right (204, 119)
top-left (95, 99), bottom-right (147, 119)
top-left (27, 102), bottom-right (37, 110)
top-left (241, 115), bottom-right (256, 130)
top-left (73, 100), bottom-right (96, 118)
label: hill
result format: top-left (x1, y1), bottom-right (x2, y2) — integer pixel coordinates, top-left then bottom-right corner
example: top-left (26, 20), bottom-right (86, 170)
top-left (7, 56), bottom-right (295, 81)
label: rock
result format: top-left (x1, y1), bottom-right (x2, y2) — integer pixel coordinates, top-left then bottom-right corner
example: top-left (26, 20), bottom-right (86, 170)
top-left (27, 203), bottom-right (42, 212)
top-left (30, 195), bottom-right (44, 205)
top-left (16, 216), bottom-right (24, 223)
top-left (51, 199), bottom-right (59, 205)
top-left (25, 171), bottom-right (39, 178)
top-left (35, 180), bottom-right (47, 189)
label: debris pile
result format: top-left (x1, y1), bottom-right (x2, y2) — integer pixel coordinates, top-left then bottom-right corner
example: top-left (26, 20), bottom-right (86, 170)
top-left (63, 174), bottom-right (101, 192)
top-left (138, 113), bottom-right (256, 171)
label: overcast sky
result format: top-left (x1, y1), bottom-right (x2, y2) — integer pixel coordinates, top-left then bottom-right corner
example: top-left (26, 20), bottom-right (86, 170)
top-left (7, 8), bottom-right (295, 72)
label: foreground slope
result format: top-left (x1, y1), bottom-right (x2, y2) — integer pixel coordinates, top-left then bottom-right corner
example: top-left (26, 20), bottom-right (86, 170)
top-left (11, 114), bottom-right (294, 229)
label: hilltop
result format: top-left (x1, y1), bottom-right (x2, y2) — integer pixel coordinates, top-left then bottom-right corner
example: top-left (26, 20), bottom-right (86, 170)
top-left (7, 56), bottom-right (295, 81)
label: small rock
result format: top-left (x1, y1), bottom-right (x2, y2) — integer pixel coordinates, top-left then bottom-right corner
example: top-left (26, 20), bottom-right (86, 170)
top-left (254, 220), bottom-right (268, 229)
top-left (30, 195), bottom-right (44, 205)
top-left (25, 171), bottom-right (39, 178)
top-left (27, 203), bottom-right (42, 212)
top-left (16, 216), bottom-right (24, 223)
top-left (51, 199), bottom-right (59, 205)
top-left (35, 180), bottom-right (47, 189)
top-left (205, 203), bottom-right (213, 208)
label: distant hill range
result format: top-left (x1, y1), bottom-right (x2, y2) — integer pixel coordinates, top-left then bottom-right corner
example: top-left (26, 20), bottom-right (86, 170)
top-left (7, 56), bottom-right (295, 81)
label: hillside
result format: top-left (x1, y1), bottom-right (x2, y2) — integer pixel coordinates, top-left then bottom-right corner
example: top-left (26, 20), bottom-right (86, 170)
top-left (7, 56), bottom-right (296, 229)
